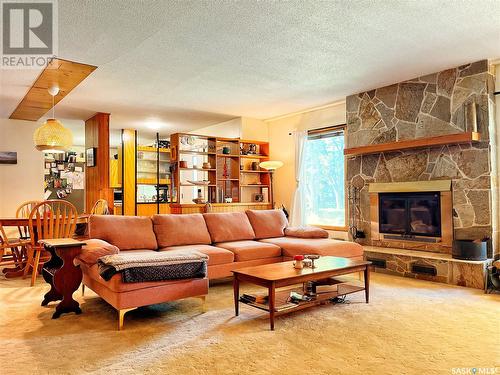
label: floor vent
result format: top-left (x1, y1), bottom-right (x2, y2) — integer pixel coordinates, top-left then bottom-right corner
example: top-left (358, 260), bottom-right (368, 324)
top-left (366, 258), bottom-right (386, 269)
top-left (411, 264), bottom-right (437, 276)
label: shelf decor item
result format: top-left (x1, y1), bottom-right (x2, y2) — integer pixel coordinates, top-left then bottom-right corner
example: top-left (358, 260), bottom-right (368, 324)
top-left (186, 180), bottom-right (210, 186)
top-left (223, 158), bottom-right (229, 178)
top-left (466, 99), bottom-right (478, 132)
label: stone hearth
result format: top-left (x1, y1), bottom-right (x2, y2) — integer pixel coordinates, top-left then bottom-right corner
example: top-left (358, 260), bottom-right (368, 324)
top-left (364, 246), bottom-right (488, 289)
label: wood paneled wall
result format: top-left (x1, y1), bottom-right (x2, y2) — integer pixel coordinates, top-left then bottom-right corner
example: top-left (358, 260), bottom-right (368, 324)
top-left (122, 129), bottom-right (136, 216)
top-left (85, 113), bottom-right (112, 213)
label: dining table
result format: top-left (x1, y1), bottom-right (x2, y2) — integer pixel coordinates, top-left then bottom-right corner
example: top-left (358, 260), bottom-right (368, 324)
top-left (0, 214), bottom-right (89, 278)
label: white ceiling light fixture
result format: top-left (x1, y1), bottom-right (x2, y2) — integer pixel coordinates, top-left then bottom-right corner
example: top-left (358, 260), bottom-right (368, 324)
top-left (33, 85), bottom-right (73, 154)
top-left (145, 118), bottom-right (166, 131)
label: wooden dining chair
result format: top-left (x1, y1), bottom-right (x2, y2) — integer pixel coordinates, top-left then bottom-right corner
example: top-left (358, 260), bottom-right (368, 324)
top-left (24, 200), bottom-right (78, 286)
top-left (90, 199), bottom-right (109, 215)
top-left (16, 200), bottom-right (41, 239)
top-left (0, 224), bottom-right (30, 271)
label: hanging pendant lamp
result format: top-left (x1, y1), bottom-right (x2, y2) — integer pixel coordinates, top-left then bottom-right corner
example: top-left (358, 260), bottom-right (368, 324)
top-left (33, 86), bottom-right (73, 153)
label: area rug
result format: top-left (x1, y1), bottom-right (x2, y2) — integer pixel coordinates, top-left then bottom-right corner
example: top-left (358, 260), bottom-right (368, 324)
top-left (0, 273), bottom-right (498, 375)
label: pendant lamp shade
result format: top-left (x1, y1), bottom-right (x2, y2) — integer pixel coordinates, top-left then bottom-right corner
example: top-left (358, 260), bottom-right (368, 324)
top-left (33, 118), bottom-right (73, 153)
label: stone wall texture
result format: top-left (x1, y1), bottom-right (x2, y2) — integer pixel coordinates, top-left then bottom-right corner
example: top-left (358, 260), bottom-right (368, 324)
top-left (346, 60), bottom-right (496, 247)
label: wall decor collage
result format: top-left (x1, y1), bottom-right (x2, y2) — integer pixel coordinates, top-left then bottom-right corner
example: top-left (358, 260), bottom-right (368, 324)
top-left (44, 152), bottom-right (85, 212)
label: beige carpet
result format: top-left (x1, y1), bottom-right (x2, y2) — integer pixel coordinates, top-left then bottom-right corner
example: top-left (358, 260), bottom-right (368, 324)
top-left (0, 272), bottom-right (498, 375)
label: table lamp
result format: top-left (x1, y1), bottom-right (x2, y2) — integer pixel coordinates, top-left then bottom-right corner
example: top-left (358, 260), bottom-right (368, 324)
top-left (259, 161), bottom-right (283, 208)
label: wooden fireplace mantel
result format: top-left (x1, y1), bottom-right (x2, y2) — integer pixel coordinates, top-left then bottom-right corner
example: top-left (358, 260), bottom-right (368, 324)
top-left (344, 132), bottom-right (481, 157)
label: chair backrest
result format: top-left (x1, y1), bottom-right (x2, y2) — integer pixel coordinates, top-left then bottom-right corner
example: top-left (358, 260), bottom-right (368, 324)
top-left (28, 200), bottom-right (78, 245)
top-left (90, 199), bottom-right (109, 215)
top-left (16, 200), bottom-right (41, 218)
top-left (16, 200), bottom-right (41, 238)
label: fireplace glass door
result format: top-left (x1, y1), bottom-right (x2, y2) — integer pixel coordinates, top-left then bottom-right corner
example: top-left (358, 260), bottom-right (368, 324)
top-left (379, 192), bottom-right (441, 237)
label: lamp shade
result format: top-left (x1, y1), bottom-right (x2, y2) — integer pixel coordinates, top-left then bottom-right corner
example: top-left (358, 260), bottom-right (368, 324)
top-left (259, 160), bottom-right (284, 171)
top-left (33, 118), bottom-right (73, 153)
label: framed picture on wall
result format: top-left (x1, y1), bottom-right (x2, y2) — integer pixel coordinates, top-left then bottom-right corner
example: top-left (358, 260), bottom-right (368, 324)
top-left (0, 151), bottom-right (17, 164)
top-left (86, 148), bottom-right (96, 167)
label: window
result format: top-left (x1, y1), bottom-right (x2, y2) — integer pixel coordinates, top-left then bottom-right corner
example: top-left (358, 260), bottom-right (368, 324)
top-left (302, 127), bottom-right (345, 228)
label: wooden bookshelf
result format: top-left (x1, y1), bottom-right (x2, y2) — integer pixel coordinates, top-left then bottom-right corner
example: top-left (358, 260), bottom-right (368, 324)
top-left (137, 145), bottom-right (170, 153)
top-left (170, 133), bottom-right (272, 207)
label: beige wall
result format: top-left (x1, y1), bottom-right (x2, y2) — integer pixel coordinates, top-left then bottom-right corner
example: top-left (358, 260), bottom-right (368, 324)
top-left (241, 117), bottom-right (268, 141)
top-left (0, 119), bottom-right (44, 216)
top-left (191, 118), bottom-right (242, 138)
top-left (192, 117), bottom-right (269, 142)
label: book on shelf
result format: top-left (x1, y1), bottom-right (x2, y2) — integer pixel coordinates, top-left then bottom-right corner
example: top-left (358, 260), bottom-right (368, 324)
top-left (240, 293), bottom-right (268, 304)
top-left (262, 187), bottom-right (269, 203)
top-left (275, 302), bottom-right (301, 311)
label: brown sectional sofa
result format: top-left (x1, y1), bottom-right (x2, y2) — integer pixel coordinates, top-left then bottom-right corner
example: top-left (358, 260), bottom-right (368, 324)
top-left (77, 209), bottom-right (363, 329)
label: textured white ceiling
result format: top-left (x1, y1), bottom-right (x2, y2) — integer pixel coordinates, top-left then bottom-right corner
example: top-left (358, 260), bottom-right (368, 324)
top-left (1, 0), bottom-right (500, 134)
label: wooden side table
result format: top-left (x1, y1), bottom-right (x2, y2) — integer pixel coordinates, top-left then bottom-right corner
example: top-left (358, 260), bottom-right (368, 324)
top-left (39, 239), bottom-right (86, 319)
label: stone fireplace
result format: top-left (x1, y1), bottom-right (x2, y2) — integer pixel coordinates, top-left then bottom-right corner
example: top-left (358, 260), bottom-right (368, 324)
top-left (345, 60), bottom-right (496, 250)
top-left (344, 60), bottom-right (497, 289)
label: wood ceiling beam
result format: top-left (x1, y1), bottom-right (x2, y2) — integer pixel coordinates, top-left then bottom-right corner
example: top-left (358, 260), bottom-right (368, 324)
top-left (9, 58), bottom-right (97, 121)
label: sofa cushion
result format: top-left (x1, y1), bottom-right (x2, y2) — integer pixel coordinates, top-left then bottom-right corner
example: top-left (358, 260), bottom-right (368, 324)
top-left (260, 237), bottom-right (363, 258)
top-left (89, 215), bottom-right (157, 251)
top-left (159, 244), bottom-right (234, 266)
top-left (215, 240), bottom-right (282, 262)
top-left (152, 214), bottom-right (211, 248)
top-left (245, 209), bottom-right (288, 239)
top-left (203, 212), bottom-right (255, 243)
top-left (77, 239), bottom-right (119, 266)
top-left (285, 226), bottom-right (329, 239)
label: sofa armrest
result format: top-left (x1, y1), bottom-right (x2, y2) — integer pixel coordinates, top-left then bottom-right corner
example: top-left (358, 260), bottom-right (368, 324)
top-left (76, 239), bottom-right (120, 266)
top-left (284, 226), bottom-right (329, 239)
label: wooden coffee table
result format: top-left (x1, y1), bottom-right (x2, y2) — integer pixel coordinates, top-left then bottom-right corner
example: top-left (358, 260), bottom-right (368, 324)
top-left (232, 256), bottom-right (371, 330)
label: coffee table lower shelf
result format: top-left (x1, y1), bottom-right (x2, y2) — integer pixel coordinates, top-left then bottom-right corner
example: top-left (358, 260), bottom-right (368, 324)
top-left (239, 278), bottom-right (364, 316)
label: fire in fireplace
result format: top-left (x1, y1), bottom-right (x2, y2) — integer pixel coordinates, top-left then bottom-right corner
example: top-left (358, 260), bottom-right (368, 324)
top-left (378, 192), bottom-right (441, 237)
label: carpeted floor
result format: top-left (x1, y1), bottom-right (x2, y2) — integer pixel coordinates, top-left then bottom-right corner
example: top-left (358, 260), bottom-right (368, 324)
top-left (0, 272), bottom-right (498, 375)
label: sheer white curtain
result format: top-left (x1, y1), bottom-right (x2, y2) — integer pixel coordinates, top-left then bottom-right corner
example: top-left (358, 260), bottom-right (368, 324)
top-left (289, 130), bottom-right (308, 226)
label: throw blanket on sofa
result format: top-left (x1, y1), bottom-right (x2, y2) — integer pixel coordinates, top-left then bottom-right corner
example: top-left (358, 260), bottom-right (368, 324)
top-left (97, 251), bottom-right (208, 283)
